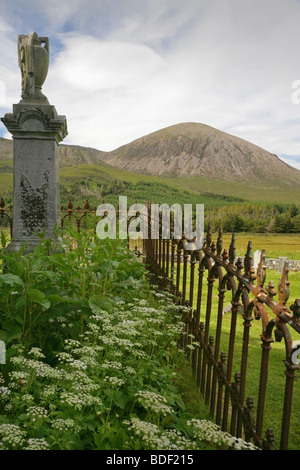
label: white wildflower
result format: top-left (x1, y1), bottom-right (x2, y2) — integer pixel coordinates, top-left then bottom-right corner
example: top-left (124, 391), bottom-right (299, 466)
top-left (8, 371), bottom-right (29, 388)
top-left (0, 386), bottom-right (11, 401)
top-left (69, 359), bottom-right (87, 370)
top-left (24, 438), bottom-right (50, 450)
top-left (60, 391), bottom-right (102, 410)
top-left (104, 376), bottom-right (125, 388)
top-left (52, 418), bottom-right (77, 432)
top-left (124, 366), bottom-right (136, 375)
top-left (26, 406), bottom-right (48, 422)
top-left (187, 419), bottom-right (260, 450)
top-left (0, 424), bottom-right (25, 448)
top-left (56, 352), bottom-right (74, 363)
top-left (124, 418), bottom-right (171, 450)
top-left (28, 347), bottom-right (45, 360)
top-left (101, 361), bottom-right (123, 370)
top-left (135, 391), bottom-right (172, 416)
top-left (64, 339), bottom-right (82, 350)
top-left (20, 394), bottom-right (34, 404)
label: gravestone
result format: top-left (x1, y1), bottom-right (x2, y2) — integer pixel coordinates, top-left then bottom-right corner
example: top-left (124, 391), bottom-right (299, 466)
top-left (1, 32), bottom-right (67, 252)
top-left (278, 256), bottom-right (288, 274)
top-left (253, 249), bottom-right (261, 271)
top-left (0, 340), bottom-right (5, 364)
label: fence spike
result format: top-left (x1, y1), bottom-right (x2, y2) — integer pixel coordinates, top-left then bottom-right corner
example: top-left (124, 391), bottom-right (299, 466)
top-left (235, 257), bottom-right (243, 274)
top-left (229, 233), bottom-right (236, 265)
top-left (206, 222), bottom-right (212, 248)
top-left (266, 280), bottom-right (277, 301)
top-left (263, 428), bottom-right (275, 450)
top-left (256, 248), bottom-right (267, 287)
top-left (244, 241), bottom-right (253, 278)
top-left (217, 227), bottom-right (223, 256)
top-left (278, 262), bottom-right (290, 305)
top-left (290, 299), bottom-right (300, 321)
top-left (222, 248), bottom-right (229, 263)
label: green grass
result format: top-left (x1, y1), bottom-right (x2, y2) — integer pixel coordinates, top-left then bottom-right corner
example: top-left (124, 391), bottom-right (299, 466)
top-left (0, 173), bottom-right (12, 198)
top-left (58, 164), bottom-right (246, 209)
top-left (171, 175), bottom-right (300, 205)
top-left (1, 160), bottom-right (300, 238)
top-left (216, 232), bottom-right (300, 260)
top-left (1, 157), bottom-right (300, 207)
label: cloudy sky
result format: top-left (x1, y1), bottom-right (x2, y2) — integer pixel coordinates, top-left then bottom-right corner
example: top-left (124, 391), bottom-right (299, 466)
top-left (0, 0), bottom-right (300, 170)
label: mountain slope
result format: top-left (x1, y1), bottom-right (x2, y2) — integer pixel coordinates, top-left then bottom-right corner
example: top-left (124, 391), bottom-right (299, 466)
top-left (1, 122), bottom-right (300, 206)
top-left (1, 122), bottom-right (299, 184)
top-left (0, 139), bottom-right (107, 168)
top-left (98, 122), bottom-right (300, 183)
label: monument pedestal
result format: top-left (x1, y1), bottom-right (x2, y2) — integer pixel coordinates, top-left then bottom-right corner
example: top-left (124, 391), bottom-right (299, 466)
top-left (1, 103), bottom-right (67, 252)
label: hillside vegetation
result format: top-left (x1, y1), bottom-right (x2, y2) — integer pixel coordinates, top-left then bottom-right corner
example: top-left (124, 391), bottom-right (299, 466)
top-left (1, 122), bottom-right (300, 233)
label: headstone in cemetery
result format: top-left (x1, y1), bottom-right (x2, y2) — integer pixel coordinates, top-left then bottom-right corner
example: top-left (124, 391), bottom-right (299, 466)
top-left (253, 249), bottom-right (261, 271)
top-left (1, 32), bottom-right (68, 252)
top-left (0, 340), bottom-right (5, 364)
top-left (278, 256), bottom-right (288, 274)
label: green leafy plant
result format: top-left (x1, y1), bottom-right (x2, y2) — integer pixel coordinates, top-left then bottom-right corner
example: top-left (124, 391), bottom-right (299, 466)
top-left (0, 229), bottom-right (259, 450)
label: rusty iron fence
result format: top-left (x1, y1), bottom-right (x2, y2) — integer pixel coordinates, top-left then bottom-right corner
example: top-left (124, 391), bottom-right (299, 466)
top-left (60, 199), bottom-right (144, 252)
top-left (1, 198), bottom-right (300, 449)
top-left (0, 198), bottom-right (13, 236)
top-left (143, 220), bottom-right (300, 451)
top-left (0, 198), bottom-right (99, 238)
top-left (0, 198), bottom-right (144, 251)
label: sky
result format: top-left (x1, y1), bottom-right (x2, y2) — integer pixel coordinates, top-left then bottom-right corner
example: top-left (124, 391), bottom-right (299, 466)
top-left (0, 0), bottom-right (300, 170)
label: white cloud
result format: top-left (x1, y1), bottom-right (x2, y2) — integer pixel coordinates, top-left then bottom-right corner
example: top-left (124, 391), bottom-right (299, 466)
top-left (50, 35), bottom-right (165, 92)
top-left (0, 0), bottom-right (299, 169)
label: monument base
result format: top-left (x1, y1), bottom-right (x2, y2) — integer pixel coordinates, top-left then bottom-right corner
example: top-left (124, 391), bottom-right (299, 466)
top-left (6, 238), bottom-right (42, 254)
top-left (1, 103), bottom-right (67, 253)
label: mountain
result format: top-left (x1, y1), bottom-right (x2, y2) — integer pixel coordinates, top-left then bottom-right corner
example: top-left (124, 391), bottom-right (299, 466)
top-left (1, 122), bottom-right (300, 206)
top-left (0, 138), bottom-right (107, 168)
top-left (1, 122), bottom-right (299, 184)
top-left (98, 122), bottom-right (300, 183)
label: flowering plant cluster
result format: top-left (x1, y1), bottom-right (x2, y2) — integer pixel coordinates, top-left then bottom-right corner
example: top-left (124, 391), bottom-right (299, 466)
top-left (0, 228), bottom-right (259, 450)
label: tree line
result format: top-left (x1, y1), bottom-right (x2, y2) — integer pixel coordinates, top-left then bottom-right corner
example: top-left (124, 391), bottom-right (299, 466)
top-left (205, 203), bottom-right (300, 233)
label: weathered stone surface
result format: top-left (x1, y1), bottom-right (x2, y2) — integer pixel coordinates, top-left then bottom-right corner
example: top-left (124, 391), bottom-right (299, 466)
top-left (233, 256), bottom-right (300, 272)
top-left (278, 256), bottom-right (288, 274)
top-left (1, 33), bottom-right (67, 252)
top-left (18, 32), bottom-right (49, 104)
top-left (253, 249), bottom-right (261, 270)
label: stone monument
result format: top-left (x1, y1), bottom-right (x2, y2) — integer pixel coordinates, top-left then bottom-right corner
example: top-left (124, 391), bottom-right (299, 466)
top-left (253, 249), bottom-right (261, 271)
top-left (278, 256), bottom-right (288, 274)
top-left (1, 32), bottom-right (67, 252)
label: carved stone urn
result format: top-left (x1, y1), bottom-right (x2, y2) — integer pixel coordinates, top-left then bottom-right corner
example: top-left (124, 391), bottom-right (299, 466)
top-left (18, 32), bottom-right (50, 103)
top-left (33, 40), bottom-right (49, 92)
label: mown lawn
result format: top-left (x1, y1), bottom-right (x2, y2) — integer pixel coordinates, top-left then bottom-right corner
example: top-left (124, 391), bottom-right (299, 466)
top-left (218, 232), bottom-right (300, 260)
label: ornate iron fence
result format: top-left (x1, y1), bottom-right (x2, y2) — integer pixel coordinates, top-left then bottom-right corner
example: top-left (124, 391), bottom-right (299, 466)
top-left (0, 198), bottom-right (144, 252)
top-left (144, 222), bottom-right (300, 450)
top-left (0, 198), bottom-right (13, 236)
